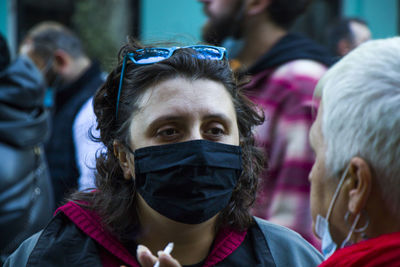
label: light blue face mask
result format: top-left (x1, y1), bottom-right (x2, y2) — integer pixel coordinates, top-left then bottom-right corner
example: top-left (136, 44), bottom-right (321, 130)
top-left (314, 166), bottom-right (363, 259)
top-left (44, 87), bottom-right (55, 108)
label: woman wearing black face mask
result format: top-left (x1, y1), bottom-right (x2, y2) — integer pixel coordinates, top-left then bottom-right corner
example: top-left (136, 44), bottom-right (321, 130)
top-left (5, 41), bottom-right (323, 267)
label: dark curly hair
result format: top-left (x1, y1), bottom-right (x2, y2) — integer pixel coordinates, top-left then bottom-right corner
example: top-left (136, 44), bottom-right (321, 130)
top-left (70, 39), bottom-right (265, 239)
top-left (267, 0), bottom-right (313, 29)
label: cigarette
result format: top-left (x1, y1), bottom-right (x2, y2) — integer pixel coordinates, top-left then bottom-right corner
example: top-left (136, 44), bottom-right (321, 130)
top-left (154, 242), bottom-right (174, 267)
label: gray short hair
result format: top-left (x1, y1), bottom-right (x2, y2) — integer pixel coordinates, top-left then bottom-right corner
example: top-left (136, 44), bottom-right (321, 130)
top-left (315, 37), bottom-right (400, 215)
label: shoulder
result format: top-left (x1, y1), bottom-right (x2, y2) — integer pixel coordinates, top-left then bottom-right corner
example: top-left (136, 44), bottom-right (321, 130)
top-left (4, 212), bottom-right (101, 266)
top-left (248, 59), bottom-right (326, 103)
top-left (272, 59), bottom-right (327, 82)
top-left (270, 59), bottom-right (325, 108)
top-left (73, 96), bottom-right (96, 129)
top-left (253, 217), bottom-right (323, 267)
top-left (3, 231), bottom-right (41, 267)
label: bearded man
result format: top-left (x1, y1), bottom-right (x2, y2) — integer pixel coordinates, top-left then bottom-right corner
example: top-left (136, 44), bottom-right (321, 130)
top-left (200, 0), bottom-right (335, 247)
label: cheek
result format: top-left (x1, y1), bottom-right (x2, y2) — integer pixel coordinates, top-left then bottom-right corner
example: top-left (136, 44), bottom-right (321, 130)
top-left (309, 163), bottom-right (325, 220)
top-left (309, 176), bottom-right (318, 220)
top-left (211, 1), bottom-right (233, 18)
top-left (309, 167), bottom-right (324, 236)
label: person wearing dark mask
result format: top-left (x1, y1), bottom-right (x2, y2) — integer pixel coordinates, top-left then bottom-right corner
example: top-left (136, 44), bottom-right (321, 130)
top-left (4, 41), bottom-right (323, 266)
top-left (19, 21), bottom-right (105, 208)
top-left (0, 33), bottom-right (54, 264)
top-left (200, 0), bottom-right (335, 248)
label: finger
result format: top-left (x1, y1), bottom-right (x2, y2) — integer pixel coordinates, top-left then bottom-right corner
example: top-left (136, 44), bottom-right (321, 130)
top-left (137, 244), bottom-right (158, 267)
top-left (158, 252), bottom-right (182, 267)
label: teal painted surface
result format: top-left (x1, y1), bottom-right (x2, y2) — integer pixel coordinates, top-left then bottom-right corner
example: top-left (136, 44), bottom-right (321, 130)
top-left (343, 0), bottom-right (398, 39)
top-left (140, 0), bottom-right (207, 44)
top-left (0, 0), bottom-right (8, 38)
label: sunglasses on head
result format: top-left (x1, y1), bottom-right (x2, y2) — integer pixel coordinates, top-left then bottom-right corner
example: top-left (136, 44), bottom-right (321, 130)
top-left (115, 45), bottom-right (227, 118)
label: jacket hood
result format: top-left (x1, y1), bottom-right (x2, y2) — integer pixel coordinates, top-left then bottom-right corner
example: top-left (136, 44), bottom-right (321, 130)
top-left (0, 56), bottom-right (50, 148)
top-left (248, 33), bottom-right (336, 75)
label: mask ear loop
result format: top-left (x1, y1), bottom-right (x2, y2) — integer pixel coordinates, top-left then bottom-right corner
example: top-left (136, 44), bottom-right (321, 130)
top-left (344, 210), bottom-right (370, 240)
top-left (325, 166), bottom-right (350, 221)
top-left (340, 212), bottom-right (362, 248)
top-left (42, 55), bottom-right (54, 75)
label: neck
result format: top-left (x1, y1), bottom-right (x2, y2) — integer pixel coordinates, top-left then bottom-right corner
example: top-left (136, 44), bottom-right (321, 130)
top-left (136, 196), bottom-right (217, 265)
top-left (236, 17), bottom-right (287, 70)
top-left (359, 189), bottom-right (400, 243)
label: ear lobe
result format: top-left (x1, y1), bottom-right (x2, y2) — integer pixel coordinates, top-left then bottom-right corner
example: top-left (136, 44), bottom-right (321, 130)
top-left (113, 140), bottom-right (134, 180)
top-left (347, 157), bottom-right (372, 214)
top-left (246, 0), bottom-right (271, 16)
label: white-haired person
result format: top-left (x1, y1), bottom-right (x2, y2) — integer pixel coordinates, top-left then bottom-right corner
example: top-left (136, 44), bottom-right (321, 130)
top-left (308, 37), bottom-right (400, 267)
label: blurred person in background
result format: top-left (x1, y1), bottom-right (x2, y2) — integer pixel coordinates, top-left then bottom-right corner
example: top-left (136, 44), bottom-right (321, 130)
top-left (0, 33), bottom-right (54, 264)
top-left (200, 0), bottom-right (335, 247)
top-left (310, 37), bottom-right (400, 266)
top-left (5, 41), bottom-right (323, 267)
top-left (325, 17), bottom-right (371, 58)
top-left (20, 21), bottom-right (105, 208)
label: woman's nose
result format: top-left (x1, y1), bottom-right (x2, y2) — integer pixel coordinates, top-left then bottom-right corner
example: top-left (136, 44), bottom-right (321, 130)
top-left (185, 128), bottom-right (203, 141)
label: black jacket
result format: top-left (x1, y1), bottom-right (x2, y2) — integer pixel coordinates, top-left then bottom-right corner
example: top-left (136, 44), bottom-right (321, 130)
top-left (5, 202), bottom-right (323, 266)
top-left (0, 56), bottom-right (54, 265)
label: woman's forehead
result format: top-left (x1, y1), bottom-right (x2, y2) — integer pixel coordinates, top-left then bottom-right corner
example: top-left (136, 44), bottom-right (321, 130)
top-left (131, 77), bottom-right (237, 125)
top-left (137, 77), bottom-right (234, 112)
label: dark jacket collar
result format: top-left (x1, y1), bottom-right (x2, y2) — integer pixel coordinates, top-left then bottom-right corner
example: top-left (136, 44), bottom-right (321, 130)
top-left (248, 33), bottom-right (336, 75)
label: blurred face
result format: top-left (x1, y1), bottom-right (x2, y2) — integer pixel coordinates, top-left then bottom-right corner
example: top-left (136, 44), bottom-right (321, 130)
top-left (20, 40), bottom-right (59, 87)
top-left (350, 21), bottom-right (371, 47)
top-left (20, 40), bottom-right (47, 70)
top-left (199, 0), bottom-right (244, 43)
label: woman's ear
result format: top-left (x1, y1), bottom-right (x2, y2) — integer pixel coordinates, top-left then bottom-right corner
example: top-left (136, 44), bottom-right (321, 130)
top-left (113, 140), bottom-right (134, 180)
top-left (347, 157), bottom-right (372, 214)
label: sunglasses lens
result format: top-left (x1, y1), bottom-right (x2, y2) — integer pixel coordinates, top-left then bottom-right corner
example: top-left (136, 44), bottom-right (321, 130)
top-left (131, 46), bottom-right (225, 65)
top-left (133, 48), bottom-right (171, 64)
top-left (192, 46), bottom-right (224, 60)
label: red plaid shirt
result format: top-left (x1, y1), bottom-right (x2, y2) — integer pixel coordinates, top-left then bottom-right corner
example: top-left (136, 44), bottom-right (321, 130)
top-left (245, 59), bottom-right (327, 248)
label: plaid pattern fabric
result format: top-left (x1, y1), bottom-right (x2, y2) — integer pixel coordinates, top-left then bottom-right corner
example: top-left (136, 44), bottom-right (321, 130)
top-left (245, 59), bottom-right (327, 248)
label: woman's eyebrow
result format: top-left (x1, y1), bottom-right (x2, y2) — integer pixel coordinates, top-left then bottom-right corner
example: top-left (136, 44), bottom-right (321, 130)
top-left (145, 115), bottom-right (187, 133)
top-left (202, 113), bottom-right (233, 126)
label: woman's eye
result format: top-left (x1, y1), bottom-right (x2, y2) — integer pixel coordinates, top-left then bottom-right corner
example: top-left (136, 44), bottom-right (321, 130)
top-left (206, 127), bottom-right (225, 136)
top-left (157, 128), bottom-right (178, 136)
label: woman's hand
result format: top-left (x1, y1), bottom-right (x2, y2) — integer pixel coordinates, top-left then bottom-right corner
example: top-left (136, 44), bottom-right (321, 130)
top-left (136, 244), bottom-right (182, 267)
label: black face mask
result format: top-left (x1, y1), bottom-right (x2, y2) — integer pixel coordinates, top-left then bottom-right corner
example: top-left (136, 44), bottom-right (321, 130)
top-left (133, 140), bottom-right (242, 224)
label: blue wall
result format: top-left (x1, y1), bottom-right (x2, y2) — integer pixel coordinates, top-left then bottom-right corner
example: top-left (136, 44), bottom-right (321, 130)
top-left (140, 0), bottom-right (206, 44)
top-left (0, 0), bottom-right (8, 38)
top-left (343, 0), bottom-right (398, 39)
top-left (140, 0), bottom-right (399, 44)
